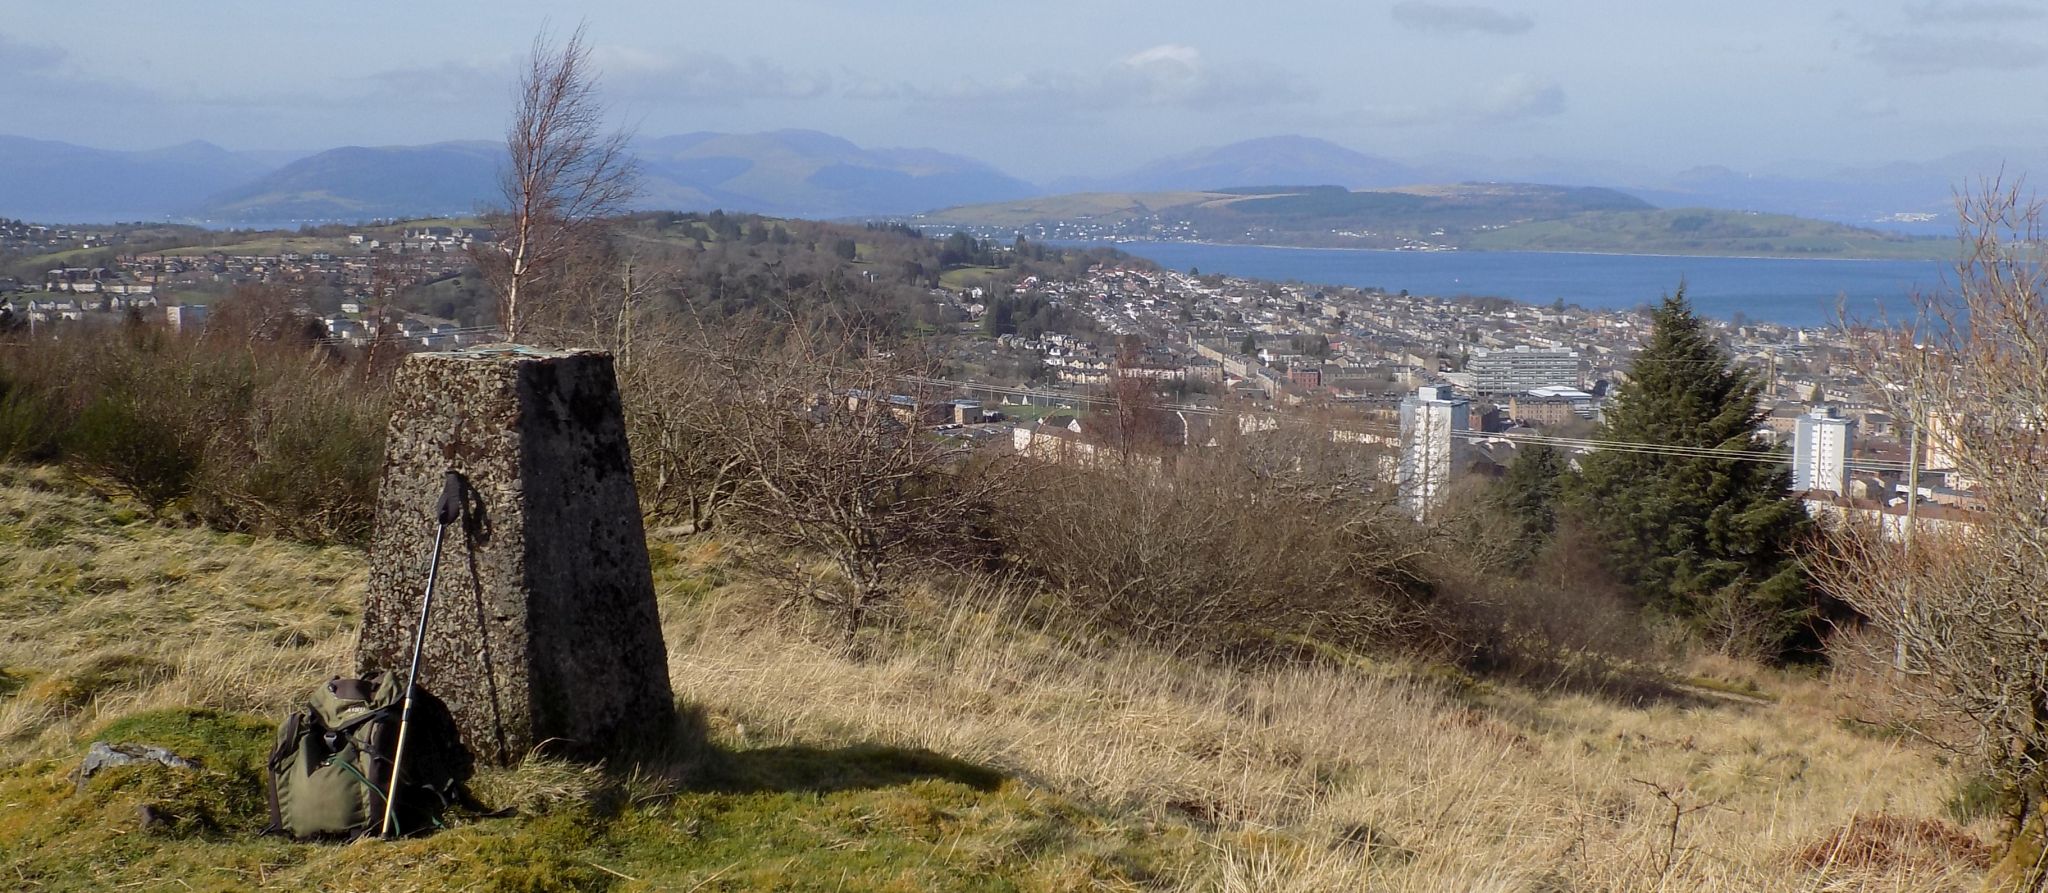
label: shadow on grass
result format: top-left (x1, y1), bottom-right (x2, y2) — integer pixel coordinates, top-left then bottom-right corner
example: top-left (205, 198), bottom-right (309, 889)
top-left (1464, 647), bottom-right (1730, 711)
top-left (709, 743), bottom-right (1004, 795)
top-left (610, 704), bottom-right (1005, 802)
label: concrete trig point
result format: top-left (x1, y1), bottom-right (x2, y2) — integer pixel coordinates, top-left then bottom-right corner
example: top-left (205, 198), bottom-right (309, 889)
top-left (358, 345), bottom-right (673, 764)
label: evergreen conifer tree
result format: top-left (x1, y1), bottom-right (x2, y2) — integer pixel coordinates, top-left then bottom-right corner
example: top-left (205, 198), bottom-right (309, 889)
top-left (1494, 443), bottom-right (1566, 569)
top-left (1570, 290), bottom-right (1813, 658)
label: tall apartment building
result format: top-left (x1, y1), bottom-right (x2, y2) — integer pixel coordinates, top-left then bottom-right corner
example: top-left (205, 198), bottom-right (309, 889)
top-left (1792, 405), bottom-right (1856, 494)
top-left (1398, 385), bottom-right (1469, 518)
top-left (1470, 346), bottom-right (1583, 394)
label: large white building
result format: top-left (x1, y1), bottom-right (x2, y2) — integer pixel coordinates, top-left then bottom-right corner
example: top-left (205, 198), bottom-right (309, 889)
top-left (1471, 346), bottom-right (1583, 394)
top-left (1792, 406), bottom-right (1856, 494)
top-left (1398, 385), bottom-right (1470, 518)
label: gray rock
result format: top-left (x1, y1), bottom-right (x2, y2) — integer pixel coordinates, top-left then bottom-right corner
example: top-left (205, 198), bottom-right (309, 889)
top-left (76, 741), bottom-right (198, 790)
top-left (357, 346), bottom-right (674, 765)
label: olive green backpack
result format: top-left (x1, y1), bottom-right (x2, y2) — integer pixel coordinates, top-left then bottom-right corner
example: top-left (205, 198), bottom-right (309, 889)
top-left (263, 671), bottom-right (473, 839)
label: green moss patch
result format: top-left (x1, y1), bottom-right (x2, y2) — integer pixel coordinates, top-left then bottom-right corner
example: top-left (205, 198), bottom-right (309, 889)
top-left (1, 707), bottom-right (1193, 893)
top-left (93, 709), bottom-right (276, 774)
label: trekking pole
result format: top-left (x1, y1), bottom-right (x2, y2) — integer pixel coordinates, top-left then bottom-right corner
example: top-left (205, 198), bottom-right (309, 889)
top-left (381, 470), bottom-right (464, 839)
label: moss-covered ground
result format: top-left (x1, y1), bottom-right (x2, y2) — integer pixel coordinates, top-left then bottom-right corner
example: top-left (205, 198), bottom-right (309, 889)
top-left (0, 468), bottom-right (1191, 891)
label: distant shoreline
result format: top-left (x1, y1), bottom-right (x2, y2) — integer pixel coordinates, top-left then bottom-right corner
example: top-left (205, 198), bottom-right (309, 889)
top-left (1058, 238), bottom-right (1941, 328)
top-left (1075, 239), bottom-right (1952, 265)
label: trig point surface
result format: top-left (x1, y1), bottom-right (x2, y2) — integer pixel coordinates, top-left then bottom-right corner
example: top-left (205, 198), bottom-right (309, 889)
top-left (358, 345), bottom-right (673, 764)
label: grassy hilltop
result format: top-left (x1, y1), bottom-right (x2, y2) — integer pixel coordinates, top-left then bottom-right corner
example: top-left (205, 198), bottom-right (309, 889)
top-left (0, 466), bottom-right (1993, 891)
top-left (0, 214), bottom-right (1998, 889)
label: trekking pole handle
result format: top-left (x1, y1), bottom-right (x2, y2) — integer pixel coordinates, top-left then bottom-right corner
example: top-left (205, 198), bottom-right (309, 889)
top-left (437, 471), bottom-right (463, 526)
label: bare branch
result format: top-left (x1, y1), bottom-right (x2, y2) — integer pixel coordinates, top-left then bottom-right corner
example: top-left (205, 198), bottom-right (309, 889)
top-left (480, 23), bottom-right (639, 343)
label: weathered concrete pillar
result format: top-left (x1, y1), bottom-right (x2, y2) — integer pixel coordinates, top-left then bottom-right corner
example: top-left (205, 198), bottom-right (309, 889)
top-left (358, 345), bottom-right (673, 764)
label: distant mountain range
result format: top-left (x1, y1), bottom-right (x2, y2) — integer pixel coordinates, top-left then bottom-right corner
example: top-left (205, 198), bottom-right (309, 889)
top-left (1058, 136), bottom-right (2037, 231)
top-left (0, 136), bottom-right (274, 221)
top-left (0, 130), bottom-right (1036, 224)
top-left (0, 130), bottom-right (2032, 232)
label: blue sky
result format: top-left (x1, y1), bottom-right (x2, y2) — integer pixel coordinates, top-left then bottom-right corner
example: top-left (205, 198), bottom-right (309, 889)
top-left (1, 0), bottom-right (2043, 180)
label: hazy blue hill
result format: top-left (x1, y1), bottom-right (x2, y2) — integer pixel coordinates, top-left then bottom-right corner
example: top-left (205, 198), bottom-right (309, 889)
top-left (633, 129), bottom-right (1038, 217)
top-left (1466, 206), bottom-right (1949, 259)
top-left (923, 182), bottom-right (1945, 258)
top-left (0, 136), bottom-right (276, 222)
top-left (1061, 135), bottom-right (1422, 193)
top-left (1607, 149), bottom-right (2048, 228)
top-left (926, 182), bottom-right (1651, 231)
top-left (192, 142), bottom-right (504, 222)
top-left (1212, 182), bottom-right (1650, 227)
top-left (0, 130), bottom-right (1038, 224)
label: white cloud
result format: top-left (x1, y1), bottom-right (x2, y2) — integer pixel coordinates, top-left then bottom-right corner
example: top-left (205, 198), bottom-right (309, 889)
top-left (1848, 96), bottom-right (1901, 118)
top-left (0, 33), bottom-right (66, 69)
top-left (1390, 2), bottom-right (1536, 35)
top-left (870, 44), bottom-right (1313, 111)
top-left (1345, 73), bottom-right (1565, 128)
top-left (596, 47), bottom-right (831, 102)
top-left (1903, 1), bottom-right (2046, 24)
top-left (360, 47), bottom-right (831, 107)
top-left (1858, 32), bottom-right (2047, 75)
top-left (1477, 73), bottom-right (1565, 119)
top-left (0, 32), bottom-right (165, 108)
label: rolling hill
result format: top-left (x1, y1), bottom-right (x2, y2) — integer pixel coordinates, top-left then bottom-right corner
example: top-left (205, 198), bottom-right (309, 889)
top-left (0, 137), bottom-right (278, 222)
top-left (193, 141), bottom-right (505, 221)
top-left (917, 182), bottom-right (1951, 259)
top-left (1463, 207), bottom-right (1950, 259)
top-left (187, 130), bottom-right (1039, 222)
top-left (0, 131), bottom-right (1039, 225)
top-left (633, 130), bottom-right (1037, 218)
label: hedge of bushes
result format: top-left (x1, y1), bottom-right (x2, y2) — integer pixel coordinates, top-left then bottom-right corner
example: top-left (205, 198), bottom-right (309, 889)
top-left (0, 318), bottom-right (388, 546)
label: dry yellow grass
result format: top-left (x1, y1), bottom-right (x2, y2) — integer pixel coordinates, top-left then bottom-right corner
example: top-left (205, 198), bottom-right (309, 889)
top-left (663, 544), bottom-right (1990, 892)
top-left (0, 467), bottom-right (362, 760)
top-left (0, 471), bottom-right (1994, 891)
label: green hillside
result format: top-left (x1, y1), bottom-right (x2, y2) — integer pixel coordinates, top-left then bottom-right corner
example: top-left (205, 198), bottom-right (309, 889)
top-left (918, 190), bottom-right (1236, 227)
top-left (919, 184), bottom-right (1954, 259)
top-left (195, 143), bottom-right (503, 221)
top-left (1467, 207), bottom-right (1952, 259)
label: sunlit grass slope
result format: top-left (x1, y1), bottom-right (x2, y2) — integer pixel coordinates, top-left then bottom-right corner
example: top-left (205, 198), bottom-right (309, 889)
top-left (0, 468), bottom-right (1993, 891)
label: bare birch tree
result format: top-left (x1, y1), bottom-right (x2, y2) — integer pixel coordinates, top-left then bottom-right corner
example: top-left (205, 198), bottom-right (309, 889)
top-left (1813, 182), bottom-right (2048, 891)
top-left (483, 24), bottom-right (636, 343)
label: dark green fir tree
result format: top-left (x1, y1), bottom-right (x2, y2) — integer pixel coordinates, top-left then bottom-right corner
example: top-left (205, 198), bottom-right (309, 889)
top-left (1494, 442), bottom-right (1566, 569)
top-left (1570, 290), bottom-right (1813, 658)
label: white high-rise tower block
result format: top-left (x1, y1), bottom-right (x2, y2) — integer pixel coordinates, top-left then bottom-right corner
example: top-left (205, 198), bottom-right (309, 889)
top-left (1399, 385), bottom-right (1469, 518)
top-left (1792, 405), bottom-right (1856, 494)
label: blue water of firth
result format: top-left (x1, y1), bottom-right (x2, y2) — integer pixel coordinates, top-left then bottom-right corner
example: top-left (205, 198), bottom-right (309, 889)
top-left (1089, 242), bottom-right (1949, 328)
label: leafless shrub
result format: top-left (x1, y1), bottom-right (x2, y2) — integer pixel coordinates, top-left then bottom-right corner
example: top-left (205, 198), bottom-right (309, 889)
top-left (1813, 181), bottom-right (2048, 889)
top-left (996, 414), bottom-right (1432, 656)
top-left (623, 324), bottom-right (1014, 649)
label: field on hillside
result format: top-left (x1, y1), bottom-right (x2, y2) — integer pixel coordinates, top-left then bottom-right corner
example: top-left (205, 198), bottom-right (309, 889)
top-left (0, 469), bottom-right (1995, 891)
top-left (1468, 209), bottom-right (1952, 260)
top-left (160, 235), bottom-right (363, 257)
top-left (920, 192), bottom-right (1230, 227)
